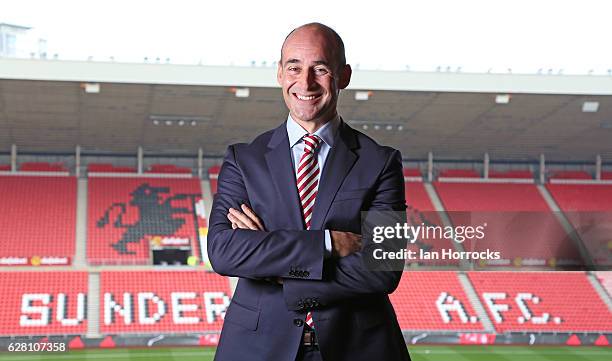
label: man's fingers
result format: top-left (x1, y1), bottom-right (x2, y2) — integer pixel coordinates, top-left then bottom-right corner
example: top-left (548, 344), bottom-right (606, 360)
top-left (241, 204), bottom-right (265, 230)
top-left (228, 213), bottom-right (248, 229)
top-left (228, 212), bottom-right (254, 230)
top-left (228, 208), bottom-right (258, 230)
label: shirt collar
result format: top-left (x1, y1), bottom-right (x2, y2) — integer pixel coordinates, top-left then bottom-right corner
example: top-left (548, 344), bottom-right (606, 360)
top-left (286, 114), bottom-right (340, 149)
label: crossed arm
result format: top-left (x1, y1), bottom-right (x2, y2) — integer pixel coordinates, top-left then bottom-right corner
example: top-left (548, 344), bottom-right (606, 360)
top-left (207, 145), bottom-right (406, 309)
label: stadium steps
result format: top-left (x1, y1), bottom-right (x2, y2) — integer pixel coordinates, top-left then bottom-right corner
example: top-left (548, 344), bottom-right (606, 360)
top-left (423, 183), bottom-right (469, 267)
top-left (587, 272), bottom-right (612, 313)
top-left (200, 179), bottom-right (214, 220)
top-left (74, 178), bottom-right (88, 267)
top-left (536, 184), bottom-right (594, 267)
top-left (457, 272), bottom-right (495, 332)
top-left (87, 272), bottom-right (102, 338)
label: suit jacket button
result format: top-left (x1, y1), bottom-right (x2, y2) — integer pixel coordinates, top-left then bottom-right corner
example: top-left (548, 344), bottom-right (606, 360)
top-left (293, 319), bottom-right (304, 327)
top-left (303, 271), bottom-right (310, 277)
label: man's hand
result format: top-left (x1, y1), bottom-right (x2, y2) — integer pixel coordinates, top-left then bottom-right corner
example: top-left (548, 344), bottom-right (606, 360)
top-left (227, 204), bottom-right (265, 231)
top-left (227, 205), bottom-right (281, 284)
top-left (330, 231), bottom-right (362, 257)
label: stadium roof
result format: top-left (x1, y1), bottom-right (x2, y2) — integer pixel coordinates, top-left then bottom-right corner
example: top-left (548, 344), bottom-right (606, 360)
top-left (0, 58), bottom-right (611, 162)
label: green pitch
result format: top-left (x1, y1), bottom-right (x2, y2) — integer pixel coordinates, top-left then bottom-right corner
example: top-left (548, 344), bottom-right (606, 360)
top-left (1, 345), bottom-right (611, 360)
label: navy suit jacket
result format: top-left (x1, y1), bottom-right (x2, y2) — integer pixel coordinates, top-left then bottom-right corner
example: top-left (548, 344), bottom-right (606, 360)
top-left (208, 120), bottom-right (410, 361)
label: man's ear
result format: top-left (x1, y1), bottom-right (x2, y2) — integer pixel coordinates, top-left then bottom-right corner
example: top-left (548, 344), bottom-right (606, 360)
top-left (338, 64), bottom-right (352, 89)
top-left (277, 61), bottom-right (283, 86)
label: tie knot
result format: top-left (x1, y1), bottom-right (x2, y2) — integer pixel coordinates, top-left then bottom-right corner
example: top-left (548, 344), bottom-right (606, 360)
top-left (302, 134), bottom-right (322, 154)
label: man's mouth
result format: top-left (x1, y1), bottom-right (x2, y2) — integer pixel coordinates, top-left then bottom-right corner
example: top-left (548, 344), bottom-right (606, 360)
top-left (293, 93), bottom-right (321, 101)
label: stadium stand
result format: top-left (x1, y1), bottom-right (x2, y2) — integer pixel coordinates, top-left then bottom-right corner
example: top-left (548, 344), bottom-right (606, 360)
top-left (488, 170), bottom-right (534, 179)
top-left (88, 163), bottom-right (137, 173)
top-left (468, 272), bottom-right (612, 332)
top-left (100, 271), bottom-right (230, 334)
top-left (602, 171), bottom-right (612, 180)
top-left (0, 271), bottom-right (88, 335)
top-left (403, 167), bottom-right (422, 179)
top-left (146, 164), bottom-right (192, 174)
top-left (390, 272), bottom-right (484, 330)
top-left (0, 175), bottom-right (76, 266)
top-left (87, 177), bottom-right (206, 265)
top-left (208, 165), bottom-right (221, 194)
top-left (19, 162), bottom-right (68, 172)
top-left (0, 164), bottom-right (10, 171)
top-left (434, 182), bottom-right (582, 267)
top-left (549, 170), bottom-right (593, 180)
top-left (546, 183), bottom-right (612, 266)
top-left (595, 272), bottom-right (612, 298)
top-left (438, 168), bottom-right (480, 179)
top-left (405, 181), bottom-right (458, 265)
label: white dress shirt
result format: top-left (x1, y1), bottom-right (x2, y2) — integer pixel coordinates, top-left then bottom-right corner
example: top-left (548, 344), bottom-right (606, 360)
top-left (286, 114), bottom-right (341, 257)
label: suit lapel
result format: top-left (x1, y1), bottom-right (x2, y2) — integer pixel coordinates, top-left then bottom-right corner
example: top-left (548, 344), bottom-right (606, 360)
top-left (264, 123), bottom-right (305, 229)
top-left (310, 121), bottom-right (359, 230)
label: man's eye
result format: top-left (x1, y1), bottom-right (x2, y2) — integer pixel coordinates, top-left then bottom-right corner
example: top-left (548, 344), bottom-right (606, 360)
top-left (315, 68), bottom-right (329, 74)
top-left (288, 67), bottom-right (299, 72)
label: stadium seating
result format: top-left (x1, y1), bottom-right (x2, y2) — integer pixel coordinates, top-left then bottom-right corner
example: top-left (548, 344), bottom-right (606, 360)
top-left (390, 272), bottom-right (484, 330)
top-left (0, 175), bottom-right (76, 265)
top-left (434, 182), bottom-right (582, 267)
top-left (602, 171), bottom-right (612, 180)
top-left (549, 170), bottom-right (592, 180)
top-left (403, 167), bottom-right (422, 178)
top-left (87, 177), bottom-right (206, 265)
top-left (19, 162), bottom-right (68, 172)
top-left (438, 168), bottom-right (480, 178)
top-left (146, 164), bottom-right (192, 174)
top-left (488, 170), bottom-right (534, 179)
top-left (595, 272), bottom-right (612, 298)
top-left (546, 183), bottom-right (612, 266)
top-left (468, 272), bottom-right (612, 332)
top-left (100, 271), bottom-right (230, 334)
top-left (0, 164), bottom-right (10, 171)
top-left (0, 271), bottom-right (88, 335)
top-left (88, 163), bottom-right (137, 173)
top-left (209, 165), bottom-right (221, 194)
top-left (405, 181), bottom-right (458, 265)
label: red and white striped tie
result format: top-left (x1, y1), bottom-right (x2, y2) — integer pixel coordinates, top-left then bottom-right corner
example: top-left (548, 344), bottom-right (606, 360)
top-left (296, 134), bottom-right (322, 329)
top-left (297, 134), bottom-right (322, 231)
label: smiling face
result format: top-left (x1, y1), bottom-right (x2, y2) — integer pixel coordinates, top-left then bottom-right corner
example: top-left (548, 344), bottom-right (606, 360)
top-left (277, 25), bottom-right (351, 133)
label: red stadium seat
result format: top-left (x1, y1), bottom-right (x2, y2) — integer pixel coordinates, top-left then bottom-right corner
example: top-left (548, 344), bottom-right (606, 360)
top-left (468, 272), bottom-right (612, 332)
top-left (88, 163), bottom-right (137, 173)
top-left (100, 271), bottom-right (230, 334)
top-left (438, 169), bottom-right (480, 178)
top-left (19, 162), bottom-right (68, 172)
top-left (0, 271), bottom-right (88, 335)
top-left (0, 176), bottom-right (76, 265)
top-left (87, 177), bottom-right (206, 265)
top-left (549, 170), bottom-right (592, 180)
top-left (209, 165), bottom-right (221, 194)
top-left (405, 181), bottom-right (458, 265)
top-left (489, 170), bottom-right (534, 179)
top-left (546, 183), bottom-right (612, 266)
top-left (147, 164), bottom-right (192, 174)
top-left (390, 272), bottom-right (484, 330)
top-left (434, 182), bottom-right (582, 267)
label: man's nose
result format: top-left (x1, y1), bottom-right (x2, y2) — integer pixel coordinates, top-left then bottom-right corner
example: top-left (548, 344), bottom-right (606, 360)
top-left (297, 68), bottom-right (316, 90)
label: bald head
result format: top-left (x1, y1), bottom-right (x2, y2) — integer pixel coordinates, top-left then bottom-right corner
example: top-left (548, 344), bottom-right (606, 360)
top-left (280, 22), bottom-right (346, 70)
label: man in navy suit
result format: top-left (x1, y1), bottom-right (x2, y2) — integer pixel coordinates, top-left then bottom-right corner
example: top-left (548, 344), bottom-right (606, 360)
top-left (208, 22), bottom-right (410, 361)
